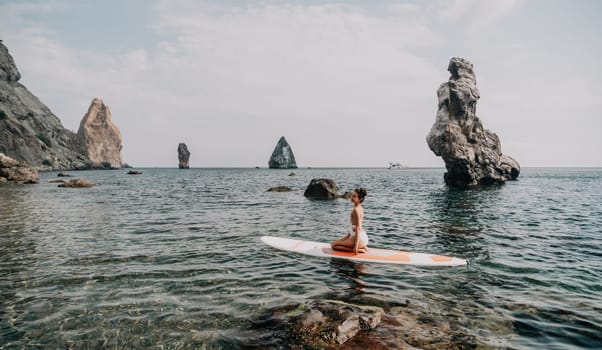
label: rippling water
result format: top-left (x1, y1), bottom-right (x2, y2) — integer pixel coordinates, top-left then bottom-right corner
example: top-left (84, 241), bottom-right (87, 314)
top-left (1, 168), bottom-right (601, 349)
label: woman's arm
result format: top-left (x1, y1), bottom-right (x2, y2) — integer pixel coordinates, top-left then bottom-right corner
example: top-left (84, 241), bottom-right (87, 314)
top-left (353, 208), bottom-right (361, 254)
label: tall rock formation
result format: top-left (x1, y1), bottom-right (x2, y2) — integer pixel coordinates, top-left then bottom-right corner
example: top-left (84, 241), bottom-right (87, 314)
top-left (426, 57), bottom-right (520, 187)
top-left (0, 41), bottom-right (89, 170)
top-left (269, 136), bottom-right (297, 169)
top-left (77, 98), bottom-right (123, 169)
top-left (178, 143), bottom-right (190, 169)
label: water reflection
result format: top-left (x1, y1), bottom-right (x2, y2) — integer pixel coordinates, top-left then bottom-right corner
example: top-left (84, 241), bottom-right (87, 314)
top-left (426, 186), bottom-right (505, 260)
top-left (0, 185), bottom-right (37, 345)
top-left (327, 259), bottom-right (368, 297)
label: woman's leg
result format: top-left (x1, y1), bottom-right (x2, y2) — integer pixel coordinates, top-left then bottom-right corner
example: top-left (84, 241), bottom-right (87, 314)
top-left (331, 235), bottom-right (366, 253)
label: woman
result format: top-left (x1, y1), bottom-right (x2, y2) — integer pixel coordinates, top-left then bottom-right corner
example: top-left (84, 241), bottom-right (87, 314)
top-left (331, 188), bottom-right (368, 255)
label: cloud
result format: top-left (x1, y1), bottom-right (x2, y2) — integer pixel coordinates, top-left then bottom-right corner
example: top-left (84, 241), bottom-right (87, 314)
top-left (2, 1), bottom-right (448, 167)
top-left (2, 1), bottom-right (600, 167)
top-left (438, 0), bottom-right (524, 33)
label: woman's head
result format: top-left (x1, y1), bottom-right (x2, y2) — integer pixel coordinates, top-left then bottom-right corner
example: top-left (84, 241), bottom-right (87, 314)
top-left (352, 187), bottom-right (367, 203)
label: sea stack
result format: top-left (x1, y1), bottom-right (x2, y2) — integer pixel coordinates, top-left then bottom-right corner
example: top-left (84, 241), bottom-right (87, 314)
top-left (426, 57), bottom-right (520, 187)
top-left (77, 98), bottom-right (123, 169)
top-left (178, 143), bottom-right (190, 169)
top-left (269, 136), bottom-right (297, 169)
top-left (0, 41), bottom-right (90, 170)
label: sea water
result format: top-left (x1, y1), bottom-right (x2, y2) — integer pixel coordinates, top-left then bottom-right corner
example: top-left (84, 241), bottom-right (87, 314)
top-left (0, 168), bottom-right (600, 349)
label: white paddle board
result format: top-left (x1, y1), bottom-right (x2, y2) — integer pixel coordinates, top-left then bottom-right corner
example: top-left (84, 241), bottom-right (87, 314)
top-left (261, 236), bottom-right (467, 267)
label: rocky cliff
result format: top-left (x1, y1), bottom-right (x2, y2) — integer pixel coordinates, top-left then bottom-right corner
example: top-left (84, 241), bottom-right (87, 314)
top-left (0, 41), bottom-right (89, 170)
top-left (426, 57), bottom-right (520, 187)
top-left (77, 98), bottom-right (123, 169)
top-left (269, 136), bottom-right (297, 169)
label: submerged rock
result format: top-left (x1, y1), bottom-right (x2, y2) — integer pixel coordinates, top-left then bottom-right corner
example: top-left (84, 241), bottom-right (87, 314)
top-left (426, 57), bottom-right (520, 187)
top-left (267, 186), bottom-right (295, 192)
top-left (304, 178), bottom-right (340, 200)
top-left (77, 98), bottom-right (123, 169)
top-left (269, 136), bottom-right (297, 169)
top-left (127, 170), bottom-right (143, 175)
top-left (178, 143), bottom-right (190, 169)
top-left (0, 153), bottom-right (39, 184)
top-left (58, 179), bottom-right (95, 188)
top-left (246, 299), bottom-right (478, 349)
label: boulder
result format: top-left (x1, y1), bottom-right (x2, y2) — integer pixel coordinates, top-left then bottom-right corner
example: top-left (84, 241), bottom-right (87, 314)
top-left (426, 57), bottom-right (520, 187)
top-left (0, 152), bottom-right (39, 184)
top-left (58, 179), bottom-right (95, 188)
top-left (178, 143), bottom-right (190, 169)
top-left (269, 136), bottom-right (297, 169)
top-left (0, 41), bottom-right (90, 170)
top-left (77, 98), bottom-right (123, 169)
top-left (304, 178), bottom-right (340, 200)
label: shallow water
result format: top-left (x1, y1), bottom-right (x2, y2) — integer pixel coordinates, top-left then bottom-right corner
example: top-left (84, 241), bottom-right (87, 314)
top-left (0, 168), bottom-right (601, 349)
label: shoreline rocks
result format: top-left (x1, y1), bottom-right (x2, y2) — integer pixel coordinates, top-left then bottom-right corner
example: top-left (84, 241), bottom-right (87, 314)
top-left (426, 57), bottom-right (520, 187)
top-left (0, 153), bottom-right (39, 184)
top-left (178, 143), bottom-right (190, 169)
top-left (269, 136), bottom-right (297, 169)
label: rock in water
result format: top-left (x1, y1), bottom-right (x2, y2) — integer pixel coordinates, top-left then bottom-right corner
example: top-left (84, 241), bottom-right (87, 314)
top-left (178, 143), bottom-right (190, 169)
top-left (426, 57), bottom-right (520, 187)
top-left (0, 41), bottom-right (90, 170)
top-left (304, 178), bottom-right (340, 199)
top-left (269, 136), bottom-right (297, 169)
top-left (77, 98), bottom-right (123, 169)
top-left (58, 178), bottom-right (95, 188)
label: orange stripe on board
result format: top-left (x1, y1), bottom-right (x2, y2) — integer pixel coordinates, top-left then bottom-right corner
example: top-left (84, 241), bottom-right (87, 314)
top-left (431, 255), bottom-right (453, 262)
top-left (323, 248), bottom-right (411, 262)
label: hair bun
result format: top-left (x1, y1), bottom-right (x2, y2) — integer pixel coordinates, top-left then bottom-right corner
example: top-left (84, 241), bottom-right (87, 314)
top-left (354, 187), bottom-right (368, 202)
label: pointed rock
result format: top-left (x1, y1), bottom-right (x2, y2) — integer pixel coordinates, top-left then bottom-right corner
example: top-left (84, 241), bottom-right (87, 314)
top-left (269, 136), bottom-right (297, 169)
top-left (77, 98), bottom-right (123, 169)
top-left (178, 143), bottom-right (190, 169)
top-left (0, 41), bottom-right (21, 82)
top-left (426, 57), bottom-right (520, 187)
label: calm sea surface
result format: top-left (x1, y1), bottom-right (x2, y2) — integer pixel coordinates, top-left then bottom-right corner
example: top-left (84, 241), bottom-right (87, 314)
top-left (0, 168), bottom-right (601, 349)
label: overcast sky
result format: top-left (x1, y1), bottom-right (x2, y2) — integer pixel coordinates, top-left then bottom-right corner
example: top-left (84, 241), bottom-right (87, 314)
top-left (1, 0), bottom-right (600, 167)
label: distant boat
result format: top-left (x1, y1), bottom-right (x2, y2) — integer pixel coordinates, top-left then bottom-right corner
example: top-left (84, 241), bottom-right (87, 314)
top-left (388, 162), bottom-right (407, 170)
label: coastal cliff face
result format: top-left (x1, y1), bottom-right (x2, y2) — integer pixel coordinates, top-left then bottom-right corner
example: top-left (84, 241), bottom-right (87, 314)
top-left (77, 98), bottom-right (123, 169)
top-left (269, 136), bottom-right (297, 169)
top-left (0, 42), bottom-right (124, 170)
top-left (0, 41), bottom-right (89, 170)
top-left (426, 57), bottom-right (520, 187)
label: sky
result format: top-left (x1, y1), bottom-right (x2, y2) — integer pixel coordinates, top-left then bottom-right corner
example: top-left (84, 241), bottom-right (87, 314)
top-left (0, 0), bottom-right (600, 167)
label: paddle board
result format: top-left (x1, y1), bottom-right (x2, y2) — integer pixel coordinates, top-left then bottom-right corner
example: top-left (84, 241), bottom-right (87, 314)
top-left (261, 236), bottom-right (467, 267)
